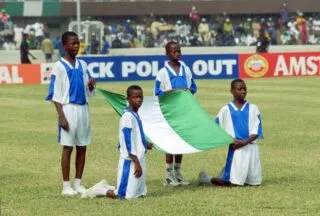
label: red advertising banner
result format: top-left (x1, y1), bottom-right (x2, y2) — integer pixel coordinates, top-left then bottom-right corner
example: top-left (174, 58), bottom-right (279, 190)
top-left (0, 64), bottom-right (41, 85)
top-left (239, 52), bottom-right (320, 79)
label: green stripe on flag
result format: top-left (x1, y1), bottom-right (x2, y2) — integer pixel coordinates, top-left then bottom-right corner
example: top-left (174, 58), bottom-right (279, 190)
top-left (159, 90), bottom-right (233, 151)
top-left (43, 1), bottom-right (60, 17)
top-left (98, 88), bottom-right (126, 116)
top-left (5, 2), bottom-right (23, 16)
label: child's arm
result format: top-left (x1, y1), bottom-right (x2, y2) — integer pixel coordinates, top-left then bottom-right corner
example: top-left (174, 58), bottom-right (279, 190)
top-left (129, 154), bottom-right (142, 178)
top-left (189, 78), bottom-right (197, 94)
top-left (54, 102), bottom-right (69, 132)
top-left (146, 142), bottom-right (153, 150)
top-left (154, 79), bottom-right (165, 96)
top-left (88, 78), bottom-right (96, 92)
top-left (232, 134), bottom-right (259, 150)
top-left (186, 66), bottom-right (197, 94)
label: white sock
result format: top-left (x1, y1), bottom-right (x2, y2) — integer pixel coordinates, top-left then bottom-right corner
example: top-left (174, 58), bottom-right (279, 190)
top-left (174, 163), bottom-right (181, 171)
top-left (74, 178), bottom-right (81, 188)
top-left (166, 163), bottom-right (173, 172)
top-left (63, 181), bottom-right (71, 189)
top-left (206, 175), bottom-right (213, 184)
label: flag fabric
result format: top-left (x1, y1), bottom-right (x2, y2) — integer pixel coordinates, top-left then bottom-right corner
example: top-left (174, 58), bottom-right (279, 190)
top-left (5, 1), bottom-right (60, 17)
top-left (99, 88), bottom-right (233, 154)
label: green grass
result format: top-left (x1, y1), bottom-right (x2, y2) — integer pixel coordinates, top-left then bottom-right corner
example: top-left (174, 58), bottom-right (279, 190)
top-left (1, 77), bottom-right (320, 216)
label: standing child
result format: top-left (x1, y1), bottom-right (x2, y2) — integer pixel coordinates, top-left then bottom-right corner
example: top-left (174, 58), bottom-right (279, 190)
top-left (82, 85), bottom-right (152, 199)
top-left (198, 79), bottom-right (263, 186)
top-left (154, 41), bottom-right (197, 186)
top-left (46, 31), bottom-right (96, 196)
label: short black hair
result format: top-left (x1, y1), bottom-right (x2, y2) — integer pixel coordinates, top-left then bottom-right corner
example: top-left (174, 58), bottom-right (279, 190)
top-left (165, 41), bottom-right (179, 52)
top-left (126, 85), bottom-right (142, 97)
top-left (61, 31), bottom-right (78, 45)
top-left (231, 79), bottom-right (245, 89)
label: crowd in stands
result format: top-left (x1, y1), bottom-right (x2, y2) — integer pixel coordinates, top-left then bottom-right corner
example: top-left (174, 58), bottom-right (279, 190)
top-left (1, 4), bottom-right (320, 54)
top-left (0, 8), bottom-right (50, 51)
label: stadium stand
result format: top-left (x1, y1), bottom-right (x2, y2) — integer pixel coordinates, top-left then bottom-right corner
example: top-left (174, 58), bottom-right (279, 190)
top-left (0, 0), bottom-right (319, 52)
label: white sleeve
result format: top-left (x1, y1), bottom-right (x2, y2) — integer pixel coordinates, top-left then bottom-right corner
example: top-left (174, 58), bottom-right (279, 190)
top-left (80, 60), bottom-right (95, 98)
top-left (119, 113), bottom-right (137, 158)
top-left (250, 105), bottom-right (264, 138)
top-left (154, 68), bottom-right (170, 96)
top-left (51, 63), bottom-right (64, 104)
top-left (185, 65), bottom-right (193, 88)
top-left (215, 106), bottom-right (226, 128)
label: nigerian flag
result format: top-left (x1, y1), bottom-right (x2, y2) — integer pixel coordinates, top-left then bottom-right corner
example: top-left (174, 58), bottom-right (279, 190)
top-left (99, 88), bottom-right (233, 154)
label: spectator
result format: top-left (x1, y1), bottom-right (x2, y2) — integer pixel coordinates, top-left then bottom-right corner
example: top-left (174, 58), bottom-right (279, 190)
top-left (256, 29), bottom-right (269, 53)
top-left (100, 37), bottom-right (110, 54)
top-left (198, 18), bottom-right (210, 45)
top-left (280, 3), bottom-right (289, 26)
top-left (223, 18), bottom-right (234, 35)
top-left (55, 37), bottom-right (66, 58)
top-left (33, 21), bottom-right (44, 49)
top-left (112, 36), bottom-right (122, 48)
top-left (20, 33), bottom-right (36, 64)
top-left (189, 6), bottom-right (200, 34)
top-left (143, 28), bottom-right (154, 48)
top-left (78, 36), bottom-right (86, 55)
top-left (0, 9), bottom-right (10, 24)
top-left (41, 35), bottom-right (54, 62)
top-left (252, 17), bottom-right (261, 38)
top-left (90, 34), bottom-right (100, 54)
top-left (14, 24), bottom-right (23, 49)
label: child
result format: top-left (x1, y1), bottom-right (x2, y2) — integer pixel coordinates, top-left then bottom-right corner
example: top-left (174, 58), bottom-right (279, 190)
top-left (198, 79), bottom-right (263, 186)
top-left (82, 85), bottom-right (152, 199)
top-left (154, 41), bottom-right (197, 186)
top-left (46, 31), bottom-right (96, 196)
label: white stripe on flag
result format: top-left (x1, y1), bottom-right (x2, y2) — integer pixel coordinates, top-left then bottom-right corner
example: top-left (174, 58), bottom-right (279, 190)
top-left (139, 96), bottom-right (200, 154)
top-left (24, 1), bottom-right (43, 17)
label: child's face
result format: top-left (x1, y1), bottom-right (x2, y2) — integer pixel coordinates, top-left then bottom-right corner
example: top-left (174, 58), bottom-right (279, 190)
top-left (231, 81), bottom-right (247, 101)
top-left (127, 89), bottom-right (143, 110)
top-left (63, 35), bottom-right (80, 57)
top-left (167, 44), bottom-right (181, 62)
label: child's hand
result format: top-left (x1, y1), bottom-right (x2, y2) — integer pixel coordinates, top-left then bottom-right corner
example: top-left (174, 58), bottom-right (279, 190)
top-left (134, 161), bottom-right (142, 178)
top-left (58, 115), bottom-right (69, 132)
top-left (147, 142), bottom-right (153, 150)
top-left (88, 78), bottom-right (96, 91)
top-left (232, 139), bottom-right (247, 150)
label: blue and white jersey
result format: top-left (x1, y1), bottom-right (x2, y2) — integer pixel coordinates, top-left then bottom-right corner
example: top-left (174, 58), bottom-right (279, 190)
top-left (154, 61), bottom-right (197, 96)
top-left (119, 109), bottom-right (147, 160)
top-left (46, 57), bottom-right (95, 105)
top-left (215, 101), bottom-right (263, 143)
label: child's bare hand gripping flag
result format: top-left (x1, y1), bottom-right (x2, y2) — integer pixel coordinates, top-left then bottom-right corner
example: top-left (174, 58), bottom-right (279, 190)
top-left (98, 88), bottom-right (233, 154)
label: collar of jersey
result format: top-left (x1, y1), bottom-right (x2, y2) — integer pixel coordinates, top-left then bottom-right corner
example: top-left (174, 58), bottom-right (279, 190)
top-left (165, 60), bottom-right (185, 76)
top-left (60, 57), bottom-right (80, 69)
top-left (229, 101), bottom-right (248, 111)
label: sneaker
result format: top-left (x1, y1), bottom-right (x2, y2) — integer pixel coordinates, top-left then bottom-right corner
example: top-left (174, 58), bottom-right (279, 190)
top-left (175, 170), bottom-right (190, 185)
top-left (62, 187), bottom-right (77, 197)
top-left (81, 179), bottom-right (113, 198)
top-left (164, 171), bottom-right (180, 186)
top-left (198, 170), bottom-right (212, 185)
top-left (74, 185), bottom-right (86, 195)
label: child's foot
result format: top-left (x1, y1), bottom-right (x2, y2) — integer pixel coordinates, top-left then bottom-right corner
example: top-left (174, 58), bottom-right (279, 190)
top-left (198, 170), bottom-right (212, 185)
top-left (74, 185), bottom-right (86, 195)
top-left (175, 170), bottom-right (190, 185)
top-left (81, 179), bottom-right (114, 198)
top-left (164, 171), bottom-right (180, 186)
top-left (62, 187), bottom-right (77, 197)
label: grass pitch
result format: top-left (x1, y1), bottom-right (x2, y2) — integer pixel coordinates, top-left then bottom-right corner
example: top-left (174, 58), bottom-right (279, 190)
top-left (1, 77), bottom-right (320, 216)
